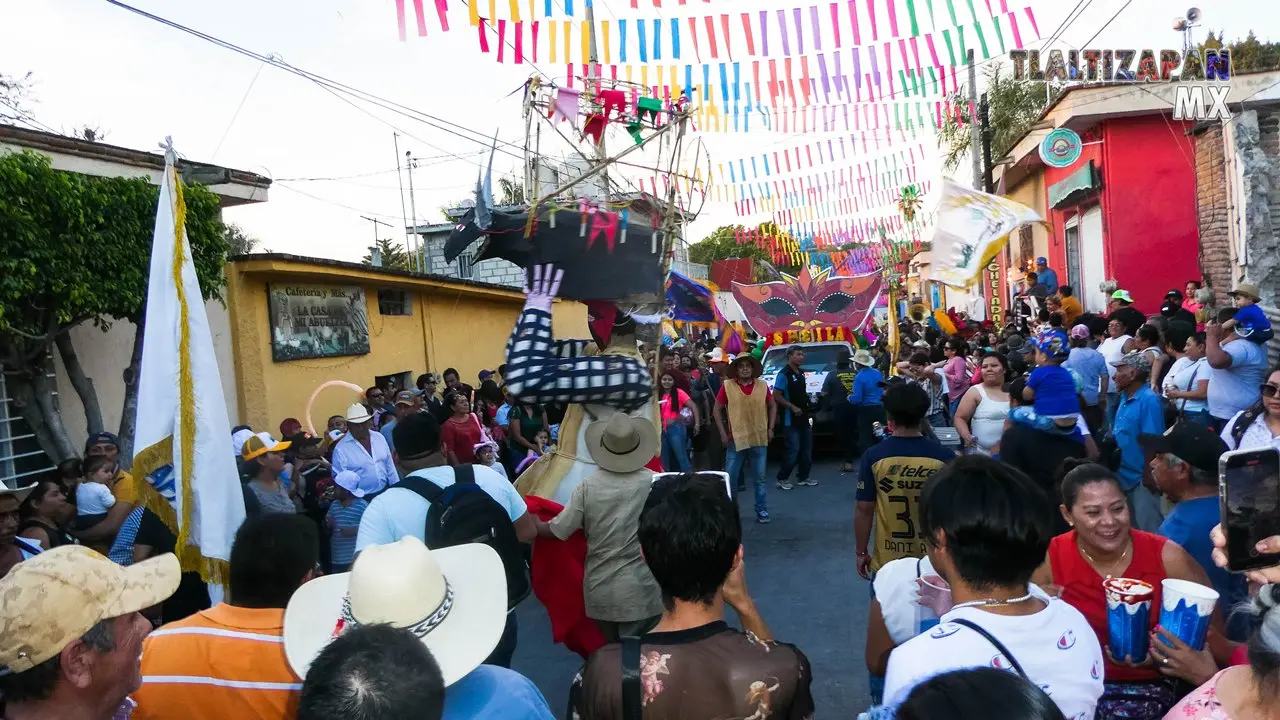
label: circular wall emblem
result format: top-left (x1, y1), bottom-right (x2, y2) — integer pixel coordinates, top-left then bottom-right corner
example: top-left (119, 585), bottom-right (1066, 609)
top-left (1039, 128), bottom-right (1083, 168)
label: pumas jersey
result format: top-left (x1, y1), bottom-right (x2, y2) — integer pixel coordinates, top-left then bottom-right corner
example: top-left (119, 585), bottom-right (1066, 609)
top-left (855, 435), bottom-right (954, 572)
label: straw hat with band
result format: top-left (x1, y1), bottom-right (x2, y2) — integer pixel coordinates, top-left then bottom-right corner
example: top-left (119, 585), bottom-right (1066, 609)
top-left (241, 432), bottom-right (292, 461)
top-left (583, 412), bottom-right (658, 473)
top-left (0, 546), bottom-right (179, 675)
top-left (1230, 282), bottom-right (1262, 303)
top-left (727, 353), bottom-right (763, 378)
top-left (283, 536), bottom-right (506, 686)
top-left (852, 349), bottom-right (875, 367)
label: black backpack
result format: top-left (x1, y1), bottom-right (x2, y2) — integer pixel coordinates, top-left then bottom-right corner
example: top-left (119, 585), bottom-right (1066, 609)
top-left (396, 466), bottom-right (531, 609)
top-left (1231, 402), bottom-right (1266, 448)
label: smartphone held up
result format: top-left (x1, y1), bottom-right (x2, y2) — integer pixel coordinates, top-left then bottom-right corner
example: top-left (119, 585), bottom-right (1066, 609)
top-left (1219, 446), bottom-right (1280, 573)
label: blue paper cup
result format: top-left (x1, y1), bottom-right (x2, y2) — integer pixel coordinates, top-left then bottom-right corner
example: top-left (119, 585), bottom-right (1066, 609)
top-left (1104, 578), bottom-right (1154, 663)
top-left (1159, 578), bottom-right (1219, 651)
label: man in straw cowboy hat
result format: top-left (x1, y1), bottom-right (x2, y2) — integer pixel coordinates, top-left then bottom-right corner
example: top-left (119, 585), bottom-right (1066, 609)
top-left (330, 402), bottom-right (398, 495)
top-left (535, 413), bottom-right (664, 641)
top-left (849, 348), bottom-right (887, 456)
top-left (713, 353), bottom-right (777, 524)
top-left (282, 536), bottom-right (554, 720)
top-left (0, 545), bottom-right (180, 720)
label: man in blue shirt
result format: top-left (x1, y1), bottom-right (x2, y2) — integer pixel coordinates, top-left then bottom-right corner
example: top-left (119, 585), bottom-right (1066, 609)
top-left (1035, 256), bottom-right (1060, 294)
top-left (1110, 351), bottom-right (1166, 532)
top-left (848, 349), bottom-right (886, 456)
top-left (773, 345), bottom-right (814, 489)
top-left (1141, 423), bottom-right (1249, 641)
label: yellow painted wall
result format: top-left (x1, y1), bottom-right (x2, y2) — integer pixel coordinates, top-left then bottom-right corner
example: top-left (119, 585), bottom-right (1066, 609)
top-left (1004, 173), bottom-right (1050, 275)
top-left (225, 258), bottom-right (587, 433)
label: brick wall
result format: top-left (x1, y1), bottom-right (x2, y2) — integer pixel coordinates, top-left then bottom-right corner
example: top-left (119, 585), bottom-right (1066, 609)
top-left (1195, 124), bottom-right (1232, 306)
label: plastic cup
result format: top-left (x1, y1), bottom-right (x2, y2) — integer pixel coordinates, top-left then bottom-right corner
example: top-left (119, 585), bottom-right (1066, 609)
top-left (1103, 577), bottom-right (1155, 663)
top-left (916, 575), bottom-right (953, 633)
top-left (1159, 578), bottom-right (1219, 651)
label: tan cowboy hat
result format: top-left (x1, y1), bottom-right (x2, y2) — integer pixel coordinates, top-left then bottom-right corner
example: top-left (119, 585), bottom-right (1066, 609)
top-left (584, 412), bottom-right (658, 473)
top-left (727, 353), bottom-right (764, 378)
top-left (852, 349), bottom-right (875, 367)
top-left (0, 481), bottom-right (37, 504)
top-left (283, 536), bottom-right (506, 687)
top-left (1230, 282), bottom-right (1262, 302)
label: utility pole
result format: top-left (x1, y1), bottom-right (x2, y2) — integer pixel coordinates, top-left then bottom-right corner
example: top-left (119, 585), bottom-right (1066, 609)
top-left (980, 93), bottom-right (995, 193)
top-left (393, 133), bottom-right (414, 272)
top-left (586, 2), bottom-right (608, 196)
top-left (967, 49), bottom-right (982, 190)
top-left (405, 151), bottom-right (428, 273)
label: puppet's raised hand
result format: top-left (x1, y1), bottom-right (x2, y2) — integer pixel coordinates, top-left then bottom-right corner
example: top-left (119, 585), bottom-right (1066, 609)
top-left (522, 264), bottom-right (564, 312)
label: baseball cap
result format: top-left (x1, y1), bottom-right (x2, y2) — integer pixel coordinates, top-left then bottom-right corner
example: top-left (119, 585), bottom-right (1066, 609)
top-left (0, 546), bottom-right (179, 674)
top-left (279, 418), bottom-right (303, 438)
top-left (1139, 423), bottom-right (1228, 474)
top-left (1165, 288), bottom-right (1185, 301)
top-left (1111, 350), bottom-right (1153, 374)
top-left (1111, 289), bottom-right (1134, 303)
top-left (1160, 300), bottom-right (1183, 318)
top-left (242, 432), bottom-right (292, 461)
top-left (231, 427), bottom-right (257, 458)
top-left (391, 412), bottom-right (443, 460)
top-left (1036, 256), bottom-right (1048, 266)
top-left (285, 431), bottom-right (322, 449)
top-left (478, 370), bottom-right (494, 380)
top-left (84, 431), bottom-right (120, 453)
top-left (1069, 324), bottom-right (1091, 340)
top-left (393, 390), bottom-right (417, 406)
top-left (333, 470), bottom-right (365, 498)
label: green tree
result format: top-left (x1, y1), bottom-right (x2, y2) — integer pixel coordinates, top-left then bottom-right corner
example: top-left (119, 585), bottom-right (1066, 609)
top-left (497, 176), bottom-right (526, 206)
top-left (362, 237), bottom-right (412, 271)
top-left (937, 62), bottom-right (1049, 172)
top-left (1197, 30), bottom-right (1280, 72)
top-left (687, 224), bottom-right (767, 266)
top-left (0, 150), bottom-right (229, 462)
top-left (225, 222), bottom-right (260, 255)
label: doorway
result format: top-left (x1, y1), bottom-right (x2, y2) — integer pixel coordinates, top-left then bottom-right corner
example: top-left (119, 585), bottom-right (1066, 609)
top-left (1079, 206), bottom-right (1106, 312)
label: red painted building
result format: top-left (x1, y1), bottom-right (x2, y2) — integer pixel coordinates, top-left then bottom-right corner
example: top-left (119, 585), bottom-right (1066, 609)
top-left (996, 84), bottom-right (1202, 316)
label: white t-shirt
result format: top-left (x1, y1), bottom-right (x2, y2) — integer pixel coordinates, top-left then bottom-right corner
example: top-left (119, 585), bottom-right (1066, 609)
top-left (872, 556), bottom-right (940, 645)
top-left (1098, 335), bottom-right (1131, 381)
top-left (883, 587), bottom-right (1103, 720)
top-left (1165, 356), bottom-right (1209, 414)
top-left (76, 481), bottom-right (116, 516)
top-left (355, 465), bottom-right (527, 553)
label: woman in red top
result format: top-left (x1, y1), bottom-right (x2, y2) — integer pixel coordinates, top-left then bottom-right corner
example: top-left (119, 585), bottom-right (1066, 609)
top-left (440, 391), bottom-right (484, 466)
top-left (1032, 460), bottom-right (1223, 720)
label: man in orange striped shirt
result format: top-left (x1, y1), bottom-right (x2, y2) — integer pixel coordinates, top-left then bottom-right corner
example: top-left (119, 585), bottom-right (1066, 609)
top-left (132, 514), bottom-right (319, 719)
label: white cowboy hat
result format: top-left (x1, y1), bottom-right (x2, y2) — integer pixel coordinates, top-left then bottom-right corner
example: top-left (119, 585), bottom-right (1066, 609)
top-left (283, 536), bottom-right (506, 687)
top-left (704, 348), bottom-right (728, 363)
top-left (0, 482), bottom-right (37, 504)
top-left (344, 402), bottom-right (373, 424)
top-left (584, 412), bottom-right (658, 473)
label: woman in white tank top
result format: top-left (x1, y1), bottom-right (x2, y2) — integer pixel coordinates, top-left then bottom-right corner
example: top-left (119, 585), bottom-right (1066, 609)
top-left (954, 353), bottom-right (1012, 455)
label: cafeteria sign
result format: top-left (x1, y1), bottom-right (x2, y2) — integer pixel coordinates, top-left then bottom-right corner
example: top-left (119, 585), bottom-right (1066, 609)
top-left (1039, 128), bottom-right (1083, 169)
top-left (268, 284), bottom-right (371, 362)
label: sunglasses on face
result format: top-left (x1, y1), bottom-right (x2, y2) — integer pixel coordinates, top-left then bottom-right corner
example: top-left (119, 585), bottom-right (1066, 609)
top-left (1262, 383), bottom-right (1280, 399)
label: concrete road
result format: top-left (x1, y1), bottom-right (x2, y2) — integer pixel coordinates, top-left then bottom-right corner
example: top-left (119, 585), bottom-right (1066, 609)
top-left (511, 458), bottom-right (873, 716)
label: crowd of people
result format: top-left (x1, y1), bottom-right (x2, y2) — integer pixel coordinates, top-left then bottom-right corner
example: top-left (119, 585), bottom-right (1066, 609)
top-left (4, 266), bottom-right (1280, 720)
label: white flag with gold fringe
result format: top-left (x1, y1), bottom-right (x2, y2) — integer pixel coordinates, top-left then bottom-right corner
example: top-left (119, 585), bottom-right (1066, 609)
top-left (930, 179), bottom-right (1047, 289)
top-left (132, 139), bottom-right (244, 582)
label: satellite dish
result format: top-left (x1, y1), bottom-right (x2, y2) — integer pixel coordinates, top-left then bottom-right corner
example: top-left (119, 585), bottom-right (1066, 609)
top-left (1186, 7), bottom-right (1202, 22)
top-left (1173, 18), bottom-right (1188, 30)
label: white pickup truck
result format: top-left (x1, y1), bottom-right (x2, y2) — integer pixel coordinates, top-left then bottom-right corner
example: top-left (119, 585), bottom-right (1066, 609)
top-left (759, 340), bottom-right (856, 439)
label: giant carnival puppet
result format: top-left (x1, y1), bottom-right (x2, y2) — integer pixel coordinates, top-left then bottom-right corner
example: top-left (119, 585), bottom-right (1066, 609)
top-left (443, 171), bottom-right (665, 508)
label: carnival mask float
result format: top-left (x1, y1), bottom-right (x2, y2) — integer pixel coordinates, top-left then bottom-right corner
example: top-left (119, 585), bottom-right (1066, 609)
top-left (731, 266), bottom-right (885, 347)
